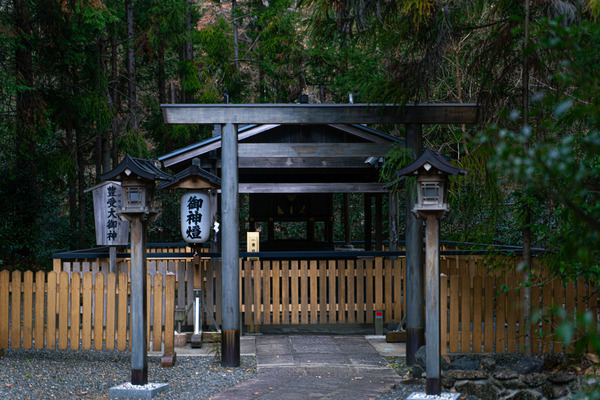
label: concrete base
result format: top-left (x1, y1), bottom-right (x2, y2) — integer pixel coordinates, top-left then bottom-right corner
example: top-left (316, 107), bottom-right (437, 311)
top-left (203, 331), bottom-right (221, 342)
top-left (109, 382), bottom-right (169, 399)
top-left (406, 392), bottom-right (461, 400)
top-left (191, 334), bottom-right (202, 348)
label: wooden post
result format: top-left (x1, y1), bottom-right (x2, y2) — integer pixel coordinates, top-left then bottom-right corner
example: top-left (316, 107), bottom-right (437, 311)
top-left (364, 194), bottom-right (372, 251)
top-left (405, 123), bottom-right (424, 366)
top-left (343, 193), bottom-right (352, 248)
top-left (221, 122), bottom-right (240, 367)
top-left (130, 216), bottom-right (148, 385)
top-left (375, 193), bottom-right (383, 250)
top-left (388, 192), bottom-right (399, 253)
top-left (424, 213), bottom-right (442, 396)
top-left (109, 246), bottom-right (117, 274)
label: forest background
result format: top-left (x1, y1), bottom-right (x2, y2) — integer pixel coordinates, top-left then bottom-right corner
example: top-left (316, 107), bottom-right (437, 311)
top-left (0, 0), bottom-right (598, 287)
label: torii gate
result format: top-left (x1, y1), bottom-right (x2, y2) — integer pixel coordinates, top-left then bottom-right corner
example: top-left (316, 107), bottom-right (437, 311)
top-left (161, 103), bottom-right (480, 367)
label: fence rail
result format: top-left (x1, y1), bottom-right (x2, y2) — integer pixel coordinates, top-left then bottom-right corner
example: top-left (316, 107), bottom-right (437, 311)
top-left (0, 270), bottom-right (175, 355)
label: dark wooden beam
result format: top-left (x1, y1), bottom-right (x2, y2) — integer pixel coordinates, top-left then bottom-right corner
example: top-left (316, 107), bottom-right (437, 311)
top-left (238, 182), bottom-right (388, 193)
top-left (238, 143), bottom-right (391, 158)
top-left (238, 157), bottom-right (378, 169)
top-left (162, 103), bottom-right (480, 125)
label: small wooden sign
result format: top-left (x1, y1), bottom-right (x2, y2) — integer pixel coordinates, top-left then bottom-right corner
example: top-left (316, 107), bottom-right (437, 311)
top-left (90, 181), bottom-right (130, 246)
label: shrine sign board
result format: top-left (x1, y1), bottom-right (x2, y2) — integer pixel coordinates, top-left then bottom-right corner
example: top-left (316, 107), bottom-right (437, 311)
top-left (90, 181), bottom-right (130, 246)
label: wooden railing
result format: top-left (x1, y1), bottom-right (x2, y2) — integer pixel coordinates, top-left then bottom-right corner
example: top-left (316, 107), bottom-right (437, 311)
top-left (0, 270), bottom-right (175, 355)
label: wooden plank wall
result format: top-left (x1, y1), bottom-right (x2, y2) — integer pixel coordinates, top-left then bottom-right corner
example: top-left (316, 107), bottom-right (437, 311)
top-left (0, 270), bottom-right (175, 352)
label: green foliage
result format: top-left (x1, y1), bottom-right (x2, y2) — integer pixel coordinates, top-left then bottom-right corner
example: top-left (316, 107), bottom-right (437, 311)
top-left (488, 18), bottom-right (600, 277)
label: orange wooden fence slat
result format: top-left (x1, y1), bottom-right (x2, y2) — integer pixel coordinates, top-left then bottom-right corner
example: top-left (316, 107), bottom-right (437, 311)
top-left (384, 260), bottom-right (392, 323)
top-left (22, 271), bottom-right (33, 349)
top-left (553, 279), bottom-right (564, 354)
top-left (347, 260), bottom-right (355, 324)
top-left (82, 273), bottom-right (93, 350)
top-left (356, 260), bottom-right (365, 324)
top-left (328, 260), bottom-right (337, 323)
top-left (117, 273), bottom-right (128, 351)
top-left (291, 261), bottom-right (299, 325)
top-left (273, 261), bottom-right (281, 325)
top-left (164, 273), bottom-right (176, 356)
top-left (495, 277), bottom-right (506, 353)
top-left (106, 273), bottom-right (116, 351)
top-left (472, 276), bottom-right (482, 353)
top-left (506, 276), bottom-right (517, 353)
top-left (152, 274), bottom-right (163, 352)
top-left (310, 260), bottom-right (319, 324)
top-left (449, 275), bottom-right (459, 353)
top-left (365, 260), bottom-right (373, 323)
top-left (254, 261), bottom-right (263, 325)
top-left (460, 274), bottom-right (471, 353)
top-left (0, 270), bottom-right (9, 349)
top-left (484, 276), bottom-right (494, 353)
top-left (531, 283), bottom-right (540, 354)
top-left (282, 261), bottom-right (290, 324)
top-left (301, 260), bottom-right (309, 324)
top-left (46, 272), bottom-right (57, 350)
top-left (319, 260), bottom-right (327, 324)
top-left (565, 280), bottom-right (575, 353)
top-left (34, 271), bottom-right (45, 349)
top-left (264, 261), bottom-right (272, 325)
top-left (58, 271), bottom-right (69, 350)
top-left (70, 273), bottom-right (81, 350)
top-left (94, 274), bottom-right (105, 351)
top-left (337, 260), bottom-right (346, 323)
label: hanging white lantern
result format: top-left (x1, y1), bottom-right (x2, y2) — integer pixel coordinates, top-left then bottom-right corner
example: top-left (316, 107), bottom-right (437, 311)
top-left (180, 191), bottom-right (211, 243)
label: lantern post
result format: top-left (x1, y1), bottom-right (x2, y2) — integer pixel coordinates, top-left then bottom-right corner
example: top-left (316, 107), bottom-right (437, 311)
top-left (395, 149), bottom-right (466, 397)
top-left (157, 157), bottom-right (221, 349)
top-left (102, 155), bottom-right (171, 397)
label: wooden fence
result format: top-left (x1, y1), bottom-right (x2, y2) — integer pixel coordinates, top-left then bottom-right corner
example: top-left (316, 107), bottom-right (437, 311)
top-left (0, 270), bottom-right (175, 354)
top-left (50, 254), bottom-right (599, 355)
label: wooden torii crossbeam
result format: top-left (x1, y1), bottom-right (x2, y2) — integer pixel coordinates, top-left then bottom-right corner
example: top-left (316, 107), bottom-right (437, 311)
top-left (161, 102), bottom-right (480, 368)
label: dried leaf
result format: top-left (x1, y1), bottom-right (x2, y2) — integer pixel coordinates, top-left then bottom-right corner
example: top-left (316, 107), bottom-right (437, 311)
top-left (587, 353), bottom-right (600, 364)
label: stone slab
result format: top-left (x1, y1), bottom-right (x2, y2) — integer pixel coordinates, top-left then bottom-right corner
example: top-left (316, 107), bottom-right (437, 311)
top-left (406, 392), bottom-right (461, 400)
top-left (109, 382), bottom-right (169, 399)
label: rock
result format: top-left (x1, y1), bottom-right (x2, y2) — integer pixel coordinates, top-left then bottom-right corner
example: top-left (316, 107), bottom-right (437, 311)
top-left (522, 372), bottom-right (547, 388)
top-left (415, 346), bottom-right (427, 368)
top-left (548, 371), bottom-right (575, 384)
top-left (493, 370), bottom-right (520, 380)
top-left (501, 378), bottom-right (527, 390)
top-left (441, 375), bottom-right (455, 388)
top-left (481, 357), bottom-right (497, 372)
top-left (456, 380), bottom-right (500, 400)
top-left (411, 364), bottom-right (424, 378)
top-left (543, 355), bottom-right (564, 371)
top-left (448, 357), bottom-right (480, 371)
top-left (541, 383), bottom-right (569, 399)
top-left (414, 345), bottom-right (449, 370)
top-left (513, 356), bottom-right (543, 374)
top-left (445, 370), bottom-right (487, 380)
top-left (569, 377), bottom-right (583, 393)
top-left (504, 390), bottom-right (543, 400)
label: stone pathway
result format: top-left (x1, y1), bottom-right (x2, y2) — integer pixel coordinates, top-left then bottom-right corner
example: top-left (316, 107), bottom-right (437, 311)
top-left (210, 335), bottom-right (401, 400)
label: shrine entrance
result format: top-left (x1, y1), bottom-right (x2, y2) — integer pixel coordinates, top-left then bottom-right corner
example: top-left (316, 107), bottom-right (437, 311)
top-left (160, 102), bottom-right (479, 365)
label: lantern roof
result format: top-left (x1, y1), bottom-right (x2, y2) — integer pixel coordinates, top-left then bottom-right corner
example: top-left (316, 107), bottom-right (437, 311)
top-left (395, 149), bottom-right (467, 178)
top-left (157, 158), bottom-right (221, 190)
top-left (101, 155), bottom-right (172, 183)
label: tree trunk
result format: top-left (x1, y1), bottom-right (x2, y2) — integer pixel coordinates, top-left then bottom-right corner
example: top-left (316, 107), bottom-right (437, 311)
top-left (126, 0), bottom-right (137, 132)
top-left (76, 128), bottom-right (86, 248)
top-left (522, 0), bottom-right (533, 357)
top-left (111, 22), bottom-right (120, 168)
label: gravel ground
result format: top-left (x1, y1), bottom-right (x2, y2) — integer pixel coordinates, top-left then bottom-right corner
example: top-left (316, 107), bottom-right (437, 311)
top-left (0, 349), bottom-right (256, 400)
top-left (0, 350), bottom-right (484, 400)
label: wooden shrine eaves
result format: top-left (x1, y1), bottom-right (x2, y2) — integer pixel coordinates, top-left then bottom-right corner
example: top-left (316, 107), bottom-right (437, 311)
top-left (162, 103), bottom-right (480, 125)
